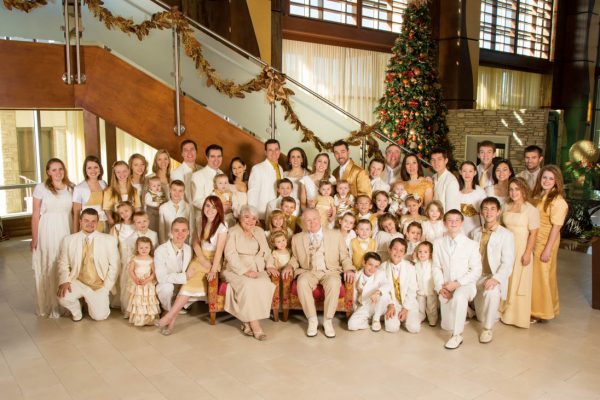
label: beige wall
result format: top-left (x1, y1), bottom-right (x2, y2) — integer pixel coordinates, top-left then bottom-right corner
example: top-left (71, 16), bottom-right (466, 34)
top-left (247, 0), bottom-right (271, 64)
top-left (446, 109), bottom-right (549, 172)
top-left (0, 110), bottom-right (24, 214)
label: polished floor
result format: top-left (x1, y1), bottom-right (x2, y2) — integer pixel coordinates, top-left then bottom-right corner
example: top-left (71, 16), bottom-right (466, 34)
top-left (0, 237), bottom-right (599, 400)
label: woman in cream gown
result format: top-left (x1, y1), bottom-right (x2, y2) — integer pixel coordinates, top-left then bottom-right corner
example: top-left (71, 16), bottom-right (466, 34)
top-left (222, 205), bottom-right (277, 340)
top-left (72, 156), bottom-right (108, 233)
top-left (501, 178), bottom-right (540, 328)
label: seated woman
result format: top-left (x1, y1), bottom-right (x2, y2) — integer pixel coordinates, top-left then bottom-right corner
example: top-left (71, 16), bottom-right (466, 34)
top-left (156, 196), bottom-right (227, 334)
top-left (222, 205), bottom-right (278, 340)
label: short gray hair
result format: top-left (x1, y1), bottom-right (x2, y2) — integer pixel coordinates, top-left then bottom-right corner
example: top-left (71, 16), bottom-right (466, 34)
top-left (238, 205), bottom-right (259, 220)
top-left (302, 207), bottom-right (319, 219)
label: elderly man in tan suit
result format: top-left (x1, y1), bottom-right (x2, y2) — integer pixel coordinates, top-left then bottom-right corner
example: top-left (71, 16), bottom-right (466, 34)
top-left (282, 208), bottom-right (355, 338)
top-left (331, 140), bottom-right (371, 198)
top-left (57, 208), bottom-right (119, 321)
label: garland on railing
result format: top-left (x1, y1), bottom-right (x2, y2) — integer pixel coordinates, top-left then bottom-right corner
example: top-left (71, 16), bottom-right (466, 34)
top-left (4, 0), bottom-right (383, 158)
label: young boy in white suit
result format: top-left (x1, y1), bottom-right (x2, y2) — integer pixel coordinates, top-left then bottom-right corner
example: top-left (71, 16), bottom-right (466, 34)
top-left (154, 217), bottom-right (194, 312)
top-left (433, 209), bottom-right (482, 349)
top-left (470, 197), bottom-right (515, 343)
top-left (158, 180), bottom-right (191, 244)
top-left (348, 252), bottom-right (390, 332)
top-left (382, 238), bottom-right (420, 333)
top-left (414, 241), bottom-right (439, 326)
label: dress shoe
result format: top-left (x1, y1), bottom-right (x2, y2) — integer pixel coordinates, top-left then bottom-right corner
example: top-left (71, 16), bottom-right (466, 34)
top-left (72, 314), bottom-right (83, 322)
top-left (479, 329), bottom-right (493, 344)
top-left (371, 319), bottom-right (382, 332)
top-left (306, 317), bottom-right (318, 337)
top-left (323, 319), bottom-right (336, 338)
top-left (444, 334), bottom-right (463, 349)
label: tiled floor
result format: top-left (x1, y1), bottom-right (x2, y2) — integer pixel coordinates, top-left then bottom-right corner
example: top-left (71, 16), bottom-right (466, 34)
top-left (1, 237), bottom-right (599, 400)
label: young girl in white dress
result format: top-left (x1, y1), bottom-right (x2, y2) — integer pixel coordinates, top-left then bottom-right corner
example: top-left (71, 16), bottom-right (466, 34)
top-left (110, 201), bottom-right (136, 313)
top-left (127, 237), bottom-right (160, 326)
top-left (338, 212), bottom-right (357, 251)
top-left (421, 201), bottom-right (446, 242)
top-left (31, 158), bottom-right (74, 318)
top-left (375, 213), bottom-right (404, 262)
top-left (270, 231), bottom-right (291, 270)
top-left (458, 161), bottom-right (486, 236)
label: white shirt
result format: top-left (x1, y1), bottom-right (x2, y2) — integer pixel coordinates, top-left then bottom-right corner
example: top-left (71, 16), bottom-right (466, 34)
top-left (338, 160), bottom-right (350, 180)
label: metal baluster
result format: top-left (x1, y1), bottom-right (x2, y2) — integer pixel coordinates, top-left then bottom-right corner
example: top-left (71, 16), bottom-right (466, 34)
top-left (173, 26), bottom-right (185, 136)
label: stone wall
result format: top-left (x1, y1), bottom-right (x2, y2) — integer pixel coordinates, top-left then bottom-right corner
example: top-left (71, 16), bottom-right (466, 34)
top-left (0, 110), bottom-right (23, 214)
top-left (446, 109), bottom-right (549, 171)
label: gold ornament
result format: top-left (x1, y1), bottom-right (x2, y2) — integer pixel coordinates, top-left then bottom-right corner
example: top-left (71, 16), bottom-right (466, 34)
top-left (569, 140), bottom-right (599, 163)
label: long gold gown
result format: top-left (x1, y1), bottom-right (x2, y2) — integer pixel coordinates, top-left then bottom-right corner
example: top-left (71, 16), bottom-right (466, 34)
top-left (501, 202), bottom-right (540, 328)
top-left (531, 194), bottom-right (568, 320)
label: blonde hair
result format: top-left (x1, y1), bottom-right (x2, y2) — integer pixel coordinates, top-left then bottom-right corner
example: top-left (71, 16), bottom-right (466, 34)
top-left (269, 230), bottom-right (288, 249)
top-left (115, 201), bottom-right (135, 224)
top-left (151, 149), bottom-right (171, 180)
top-left (128, 153), bottom-right (148, 185)
top-left (107, 160), bottom-right (137, 205)
top-left (269, 209), bottom-right (286, 230)
top-left (425, 200), bottom-right (444, 218)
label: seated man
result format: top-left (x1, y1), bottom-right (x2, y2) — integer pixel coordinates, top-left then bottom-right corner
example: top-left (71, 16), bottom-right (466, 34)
top-left (57, 208), bottom-right (119, 321)
top-left (432, 209), bottom-right (482, 349)
top-left (282, 208), bottom-right (355, 338)
top-left (470, 197), bottom-right (515, 343)
top-left (154, 217), bottom-right (194, 311)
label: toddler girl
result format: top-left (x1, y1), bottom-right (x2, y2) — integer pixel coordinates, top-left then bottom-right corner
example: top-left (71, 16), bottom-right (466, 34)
top-left (270, 231), bottom-right (291, 270)
top-left (413, 241), bottom-right (438, 326)
top-left (333, 180), bottom-right (354, 220)
top-left (315, 180), bottom-right (336, 228)
top-left (338, 212), bottom-right (357, 250)
top-left (421, 201), bottom-right (446, 242)
top-left (126, 237), bottom-right (160, 326)
top-left (212, 174), bottom-right (235, 227)
top-left (388, 181), bottom-right (409, 216)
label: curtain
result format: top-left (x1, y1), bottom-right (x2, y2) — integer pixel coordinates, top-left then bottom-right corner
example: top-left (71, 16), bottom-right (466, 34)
top-left (477, 66), bottom-right (552, 109)
top-left (115, 128), bottom-right (180, 171)
top-left (282, 39), bottom-right (391, 123)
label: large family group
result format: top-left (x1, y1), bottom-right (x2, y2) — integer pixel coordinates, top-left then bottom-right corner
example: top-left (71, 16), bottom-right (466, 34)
top-left (31, 137), bottom-right (567, 349)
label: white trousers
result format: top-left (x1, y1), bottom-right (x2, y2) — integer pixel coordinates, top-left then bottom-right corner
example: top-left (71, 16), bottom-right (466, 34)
top-left (156, 283), bottom-right (180, 311)
top-left (347, 297), bottom-right (388, 331)
top-left (474, 277), bottom-right (501, 330)
top-left (439, 284), bottom-right (476, 335)
top-left (384, 303), bottom-right (421, 333)
top-left (58, 280), bottom-right (110, 321)
top-left (417, 294), bottom-right (439, 325)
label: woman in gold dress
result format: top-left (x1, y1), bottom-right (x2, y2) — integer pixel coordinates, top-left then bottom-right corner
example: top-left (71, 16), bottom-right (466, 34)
top-left (156, 195), bottom-right (227, 333)
top-left (530, 165), bottom-right (568, 322)
top-left (501, 177), bottom-right (540, 328)
top-left (399, 154), bottom-right (433, 207)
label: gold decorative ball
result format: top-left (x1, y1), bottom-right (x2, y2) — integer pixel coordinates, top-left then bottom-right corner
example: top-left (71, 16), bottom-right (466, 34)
top-left (569, 140), bottom-right (599, 163)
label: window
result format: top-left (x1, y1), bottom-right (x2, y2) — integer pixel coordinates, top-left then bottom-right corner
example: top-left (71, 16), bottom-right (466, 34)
top-left (480, 0), bottom-right (555, 60)
top-left (289, 0), bottom-right (407, 33)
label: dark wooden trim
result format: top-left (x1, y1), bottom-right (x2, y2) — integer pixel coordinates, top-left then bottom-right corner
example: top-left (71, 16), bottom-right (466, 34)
top-left (83, 110), bottom-right (101, 158)
top-left (2, 216), bottom-right (32, 237)
top-left (282, 14), bottom-right (396, 53)
top-left (104, 121), bottom-right (117, 178)
top-left (479, 49), bottom-right (554, 74)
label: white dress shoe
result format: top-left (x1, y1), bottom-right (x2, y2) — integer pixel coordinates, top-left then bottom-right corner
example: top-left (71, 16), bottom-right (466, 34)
top-left (323, 319), bottom-right (336, 338)
top-left (371, 319), bottom-right (382, 332)
top-left (479, 329), bottom-right (493, 343)
top-left (306, 317), bottom-right (318, 337)
top-left (444, 334), bottom-right (463, 349)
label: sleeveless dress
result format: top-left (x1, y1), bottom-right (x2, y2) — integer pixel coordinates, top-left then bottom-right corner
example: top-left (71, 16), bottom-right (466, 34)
top-left (531, 195), bottom-right (568, 320)
top-left (73, 180), bottom-right (108, 232)
top-left (179, 223), bottom-right (228, 301)
top-left (127, 258), bottom-right (160, 326)
top-left (458, 186), bottom-right (486, 236)
top-left (32, 184), bottom-right (72, 318)
top-left (501, 202), bottom-right (540, 328)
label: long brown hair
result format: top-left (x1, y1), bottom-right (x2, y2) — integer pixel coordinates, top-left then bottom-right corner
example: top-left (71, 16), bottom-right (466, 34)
top-left (506, 177), bottom-right (531, 204)
top-left (532, 165), bottom-right (564, 212)
top-left (44, 158), bottom-right (73, 194)
top-left (400, 154), bottom-right (425, 182)
top-left (199, 195), bottom-right (224, 241)
top-left (128, 153), bottom-right (148, 185)
top-left (107, 160), bottom-right (136, 204)
top-left (134, 236), bottom-right (154, 257)
top-left (151, 149), bottom-right (171, 180)
top-left (311, 153), bottom-right (331, 180)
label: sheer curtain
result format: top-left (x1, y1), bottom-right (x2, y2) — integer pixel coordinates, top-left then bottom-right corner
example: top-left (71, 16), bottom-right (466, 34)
top-left (282, 39), bottom-right (391, 123)
top-left (477, 66), bottom-right (552, 109)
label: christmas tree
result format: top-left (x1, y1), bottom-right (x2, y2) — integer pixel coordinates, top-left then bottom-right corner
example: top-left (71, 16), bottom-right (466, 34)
top-left (375, 0), bottom-right (453, 162)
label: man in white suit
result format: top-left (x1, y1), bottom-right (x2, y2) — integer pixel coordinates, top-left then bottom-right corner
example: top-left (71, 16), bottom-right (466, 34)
top-left (282, 208), bottom-right (355, 338)
top-left (433, 209), bottom-right (482, 349)
top-left (155, 217), bottom-right (194, 311)
top-left (247, 139), bottom-right (284, 220)
top-left (430, 148), bottom-right (460, 212)
top-left (470, 197), bottom-right (515, 343)
top-left (171, 139), bottom-right (201, 205)
top-left (56, 208), bottom-right (119, 321)
top-left (191, 144), bottom-right (223, 223)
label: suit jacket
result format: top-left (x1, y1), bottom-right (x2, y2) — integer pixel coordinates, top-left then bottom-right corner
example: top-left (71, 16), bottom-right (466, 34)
top-left (158, 200), bottom-right (191, 244)
top-left (433, 169), bottom-right (460, 212)
top-left (287, 229), bottom-right (354, 276)
top-left (57, 231), bottom-right (119, 291)
top-left (191, 166), bottom-right (222, 210)
top-left (332, 159), bottom-right (372, 198)
top-left (432, 233), bottom-right (482, 293)
top-left (381, 260), bottom-right (418, 311)
top-left (247, 159), bottom-right (284, 220)
top-left (154, 240), bottom-right (193, 285)
top-left (470, 225), bottom-right (515, 300)
top-left (352, 268), bottom-right (390, 310)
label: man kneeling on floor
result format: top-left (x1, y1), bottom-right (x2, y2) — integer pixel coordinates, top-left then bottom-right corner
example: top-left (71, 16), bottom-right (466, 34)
top-left (57, 208), bottom-right (119, 321)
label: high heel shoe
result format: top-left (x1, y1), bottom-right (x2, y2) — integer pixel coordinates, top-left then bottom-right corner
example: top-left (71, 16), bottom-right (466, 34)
top-left (240, 323), bottom-right (253, 336)
top-left (252, 331), bottom-right (267, 341)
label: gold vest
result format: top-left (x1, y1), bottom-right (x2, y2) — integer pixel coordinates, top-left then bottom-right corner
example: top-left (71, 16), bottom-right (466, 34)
top-left (351, 238), bottom-right (376, 270)
top-left (78, 238), bottom-right (104, 290)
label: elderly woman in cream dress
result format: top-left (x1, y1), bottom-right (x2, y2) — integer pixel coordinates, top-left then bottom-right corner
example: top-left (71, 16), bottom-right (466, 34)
top-left (222, 205), bottom-right (278, 340)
